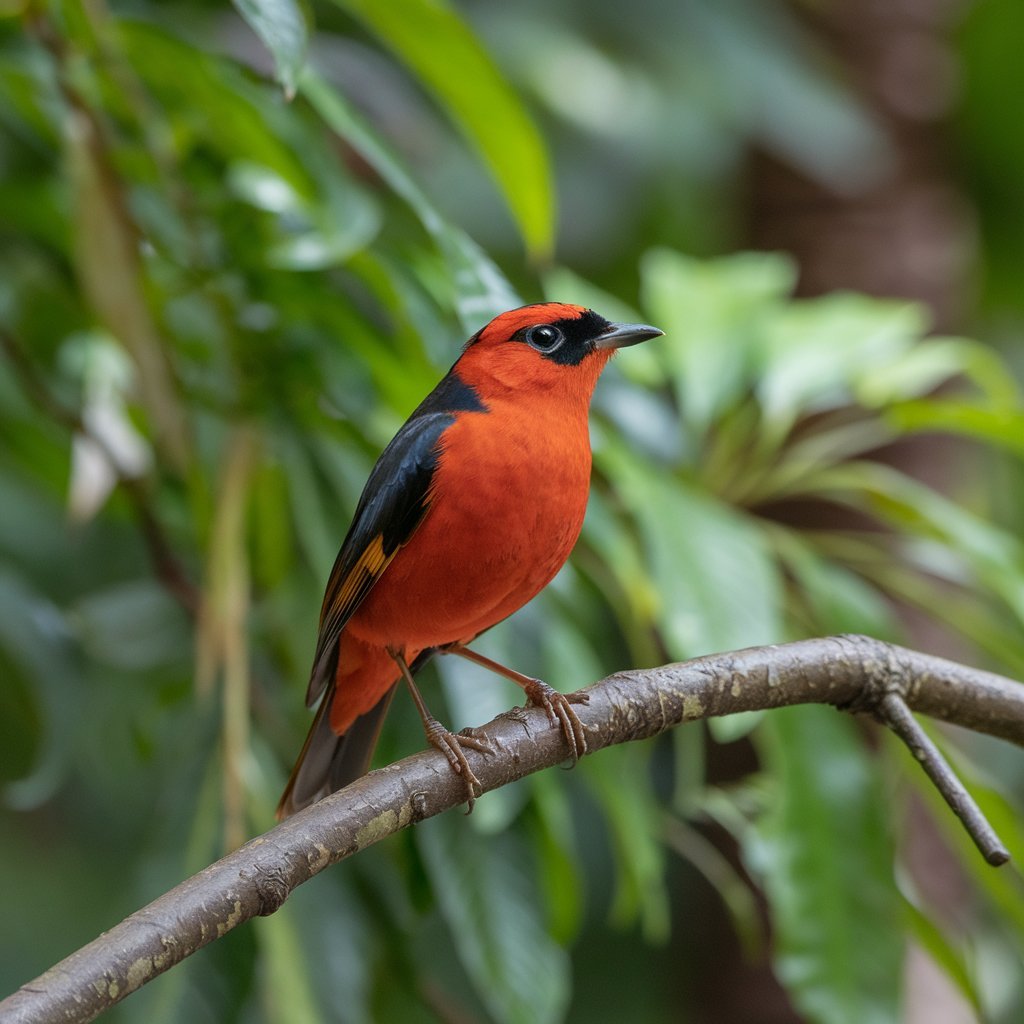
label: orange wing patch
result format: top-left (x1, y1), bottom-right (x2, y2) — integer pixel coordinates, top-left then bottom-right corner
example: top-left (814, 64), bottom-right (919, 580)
top-left (323, 533), bottom-right (392, 627)
top-left (307, 533), bottom-right (397, 705)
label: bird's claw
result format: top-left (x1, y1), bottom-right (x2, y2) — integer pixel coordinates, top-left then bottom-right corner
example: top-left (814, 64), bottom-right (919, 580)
top-left (523, 679), bottom-right (589, 763)
top-left (423, 718), bottom-right (493, 812)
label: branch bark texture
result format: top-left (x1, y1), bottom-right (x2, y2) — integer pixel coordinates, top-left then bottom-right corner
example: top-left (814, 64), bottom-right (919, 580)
top-left (3, 634), bottom-right (1023, 1024)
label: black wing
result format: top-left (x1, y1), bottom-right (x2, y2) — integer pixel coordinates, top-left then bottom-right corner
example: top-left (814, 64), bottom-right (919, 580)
top-left (305, 370), bottom-right (485, 705)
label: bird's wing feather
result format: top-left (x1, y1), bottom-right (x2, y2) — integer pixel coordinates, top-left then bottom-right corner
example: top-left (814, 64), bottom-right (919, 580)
top-left (305, 410), bottom-right (453, 705)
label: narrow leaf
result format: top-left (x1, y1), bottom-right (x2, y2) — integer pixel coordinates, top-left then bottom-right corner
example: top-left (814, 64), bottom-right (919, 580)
top-left (330, 0), bottom-right (554, 257)
top-left (234, 0), bottom-right (309, 99)
top-left (300, 69), bottom-right (520, 329)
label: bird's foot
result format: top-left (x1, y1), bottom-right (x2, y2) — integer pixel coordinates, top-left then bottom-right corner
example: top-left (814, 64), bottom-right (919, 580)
top-left (523, 680), bottom-right (589, 763)
top-left (422, 717), bottom-right (493, 812)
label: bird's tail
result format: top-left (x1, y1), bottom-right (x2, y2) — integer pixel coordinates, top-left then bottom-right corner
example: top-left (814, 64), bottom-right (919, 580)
top-left (276, 683), bottom-right (397, 820)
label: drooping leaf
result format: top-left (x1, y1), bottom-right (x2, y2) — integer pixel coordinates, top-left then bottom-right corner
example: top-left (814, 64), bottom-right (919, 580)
top-left (329, 0), bottom-right (554, 257)
top-left (233, 0), bottom-right (309, 99)
top-left (417, 815), bottom-right (570, 1024)
top-left (580, 744), bottom-right (670, 942)
top-left (749, 707), bottom-right (902, 1024)
top-left (299, 69), bottom-right (520, 330)
top-left (812, 461), bottom-right (1024, 629)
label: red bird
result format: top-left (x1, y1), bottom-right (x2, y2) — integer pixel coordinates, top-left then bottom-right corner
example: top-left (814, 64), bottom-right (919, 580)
top-left (278, 303), bottom-right (662, 818)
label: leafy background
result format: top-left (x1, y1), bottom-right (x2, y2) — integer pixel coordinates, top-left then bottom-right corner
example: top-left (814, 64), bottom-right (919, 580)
top-left (2, 1), bottom-right (1024, 1021)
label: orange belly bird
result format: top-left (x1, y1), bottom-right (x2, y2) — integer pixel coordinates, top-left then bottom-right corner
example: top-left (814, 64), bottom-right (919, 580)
top-left (277, 302), bottom-right (662, 817)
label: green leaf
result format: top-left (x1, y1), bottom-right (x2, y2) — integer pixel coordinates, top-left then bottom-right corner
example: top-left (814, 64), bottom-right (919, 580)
top-left (901, 896), bottom-right (983, 1015)
top-left (417, 816), bottom-right (570, 1024)
top-left (233, 0), bottom-right (309, 99)
top-left (71, 580), bottom-right (189, 671)
top-left (812, 461), bottom-right (1024, 628)
top-left (300, 69), bottom-right (520, 330)
top-left (0, 643), bottom-right (41, 783)
top-left (640, 248), bottom-right (796, 435)
top-left (758, 294), bottom-right (928, 443)
top-left (770, 529), bottom-right (897, 638)
top-left (529, 772), bottom-right (585, 944)
top-left (913, 737), bottom-right (1024, 939)
top-left (120, 21), bottom-right (316, 193)
top-left (888, 399), bottom-right (1024, 457)
top-left (330, 0), bottom-right (554, 257)
top-left (855, 336), bottom-right (1020, 409)
top-left (580, 745), bottom-right (670, 941)
top-left (749, 707), bottom-right (902, 1024)
top-left (601, 445), bottom-right (783, 658)
top-left (255, 902), bottom-right (323, 1023)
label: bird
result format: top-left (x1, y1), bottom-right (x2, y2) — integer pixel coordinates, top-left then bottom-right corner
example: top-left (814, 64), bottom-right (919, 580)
top-left (277, 302), bottom-right (663, 818)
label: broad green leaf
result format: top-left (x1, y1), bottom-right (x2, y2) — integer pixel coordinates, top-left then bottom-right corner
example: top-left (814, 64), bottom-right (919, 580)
top-left (758, 294), bottom-right (927, 444)
top-left (749, 707), bottom-right (902, 1024)
top-left (601, 445), bottom-right (783, 658)
top-left (417, 816), bottom-right (570, 1024)
top-left (330, 0), bottom-right (553, 257)
top-left (640, 248), bottom-right (795, 435)
top-left (300, 68), bottom-right (520, 330)
top-left (233, 0), bottom-right (309, 99)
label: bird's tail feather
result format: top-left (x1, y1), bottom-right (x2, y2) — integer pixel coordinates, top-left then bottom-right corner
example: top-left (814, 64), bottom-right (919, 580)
top-left (276, 683), bottom-right (397, 820)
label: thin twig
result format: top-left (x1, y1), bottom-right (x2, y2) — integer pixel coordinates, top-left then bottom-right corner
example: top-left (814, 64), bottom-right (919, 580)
top-left (1, 634), bottom-right (1022, 1024)
top-left (879, 692), bottom-right (1008, 865)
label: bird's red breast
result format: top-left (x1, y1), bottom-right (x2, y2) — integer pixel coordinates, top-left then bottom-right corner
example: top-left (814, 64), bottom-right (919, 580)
top-left (278, 302), bottom-right (662, 816)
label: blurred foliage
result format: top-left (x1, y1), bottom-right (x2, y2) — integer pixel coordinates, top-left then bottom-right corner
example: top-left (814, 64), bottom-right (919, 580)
top-left (2, 1), bottom-right (1024, 1023)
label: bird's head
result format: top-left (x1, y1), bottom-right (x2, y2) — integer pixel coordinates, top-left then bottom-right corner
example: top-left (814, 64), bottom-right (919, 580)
top-left (455, 302), bottom-right (663, 402)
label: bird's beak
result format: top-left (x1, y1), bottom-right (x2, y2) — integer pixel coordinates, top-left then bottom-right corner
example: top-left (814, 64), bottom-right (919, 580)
top-left (594, 321), bottom-right (664, 350)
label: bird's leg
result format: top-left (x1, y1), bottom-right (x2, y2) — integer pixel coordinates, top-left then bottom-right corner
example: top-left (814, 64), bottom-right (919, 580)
top-left (387, 647), bottom-right (493, 811)
top-left (441, 643), bottom-right (589, 763)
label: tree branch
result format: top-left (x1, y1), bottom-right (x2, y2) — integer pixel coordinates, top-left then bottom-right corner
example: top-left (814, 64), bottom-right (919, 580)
top-left (3, 634), bottom-right (1023, 1024)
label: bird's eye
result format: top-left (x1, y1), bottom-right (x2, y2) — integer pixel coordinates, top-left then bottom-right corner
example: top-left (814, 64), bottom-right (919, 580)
top-left (525, 324), bottom-right (564, 352)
